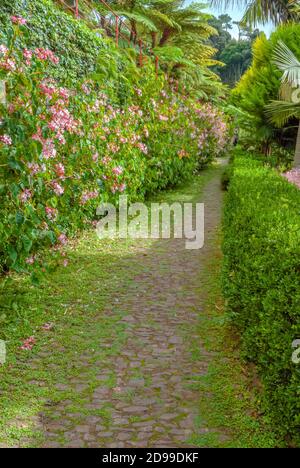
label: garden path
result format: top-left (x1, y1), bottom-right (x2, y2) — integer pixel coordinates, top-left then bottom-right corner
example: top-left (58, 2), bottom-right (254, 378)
top-left (1, 164), bottom-right (229, 448)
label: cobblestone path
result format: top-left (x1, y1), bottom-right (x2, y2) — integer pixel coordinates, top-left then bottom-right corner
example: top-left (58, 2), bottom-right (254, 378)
top-left (1, 166), bottom-right (225, 448)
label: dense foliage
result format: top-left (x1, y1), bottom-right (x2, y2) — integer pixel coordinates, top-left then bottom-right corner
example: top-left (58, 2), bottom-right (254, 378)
top-left (209, 15), bottom-right (260, 87)
top-left (0, 16), bottom-right (229, 281)
top-left (232, 24), bottom-right (300, 156)
top-left (0, 0), bottom-right (110, 84)
top-left (223, 152), bottom-right (300, 445)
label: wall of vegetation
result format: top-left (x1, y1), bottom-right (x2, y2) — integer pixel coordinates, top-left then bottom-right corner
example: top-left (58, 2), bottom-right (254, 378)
top-left (0, 2), bottom-right (229, 282)
top-left (222, 153), bottom-right (300, 445)
top-left (232, 23), bottom-right (300, 153)
top-left (0, 0), bottom-right (112, 84)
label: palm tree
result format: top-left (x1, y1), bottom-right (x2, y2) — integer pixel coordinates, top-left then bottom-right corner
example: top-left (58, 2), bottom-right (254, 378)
top-left (210, 0), bottom-right (300, 26)
top-left (266, 41), bottom-right (300, 166)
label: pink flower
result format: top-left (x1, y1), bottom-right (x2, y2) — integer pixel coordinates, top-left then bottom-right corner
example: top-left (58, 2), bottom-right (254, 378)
top-left (48, 104), bottom-right (77, 135)
top-left (63, 259), bottom-right (68, 267)
top-left (0, 134), bottom-right (12, 145)
top-left (59, 88), bottom-right (70, 100)
top-left (112, 166), bottom-right (123, 176)
top-left (137, 142), bottom-right (148, 155)
top-left (11, 16), bottom-right (27, 25)
top-left (81, 83), bottom-right (91, 95)
top-left (19, 189), bottom-right (32, 203)
top-left (20, 336), bottom-right (36, 351)
top-left (32, 127), bottom-right (43, 141)
top-left (41, 323), bottom-right (53, 331)
top-left (0, 58), bottom-right (16, 71)
top-left (42, 139), bottom-right (57, 159)
top-left (92, 152), bottom-right (99, 162)
top-left (23, 48), bottom-right (32, 66)
top-left (107, 142), bottom-right (120, 154)
top-left (39, 81), bottom-right (57, 99)
top-left (25, 255), bottom-right (36, 265)
top-left (80, 190), bottom-right (98, 205)
top-left (282, 169), bottom-right (300, 189)
top-left (56, 133), bottom-right (66, 145)
top-left (159, 114), bottom-right (169, 122)
top-left (35, 48), bottom-right (59, 65)
top-left (45, 206), bottom-right (58, 221)
top-left (102, 156), bottom-right (111, 165)
top-left (111, 182), bottom-right (126, 194)
top-left (0, 44), bottom-right (8, 56)
top-left (54, 163), bottom-right (65, 179)
top-left (58, 233), bottom-right (68, 245)
top-left (51, 181), bottom-right (64, 196)
top-left (27, 162), bottom-right (40, 175)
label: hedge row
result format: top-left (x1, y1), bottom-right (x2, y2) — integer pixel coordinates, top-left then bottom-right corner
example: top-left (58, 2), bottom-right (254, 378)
top-left (222, 154), bottom-right (300, 445)
top-left (0, 17), bottom-right (229, 281)
top-left (0, 0), bottom-right (109, 84)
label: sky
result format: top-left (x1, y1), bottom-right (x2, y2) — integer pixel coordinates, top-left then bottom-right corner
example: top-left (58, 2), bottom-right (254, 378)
top-left (188, 2), bottom-right (275, 39)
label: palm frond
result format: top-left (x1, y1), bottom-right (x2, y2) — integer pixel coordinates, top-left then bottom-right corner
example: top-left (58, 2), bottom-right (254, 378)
top-left (113, 10), bottom-right (158, 32)
top-left (210, 0), bottom-right (300, 26)
top-left (266, 99), bottom-right (300, 126)
top-left (144, 9), bottom-right (180, 30)
top-left (273, 40), bottom-right (300, 87)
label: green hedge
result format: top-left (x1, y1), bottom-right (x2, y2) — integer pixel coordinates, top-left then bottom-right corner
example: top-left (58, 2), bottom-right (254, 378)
top-left (222, 154), bottom-right (300, 445)
top-left (0, 0), bottom-right (108, 83)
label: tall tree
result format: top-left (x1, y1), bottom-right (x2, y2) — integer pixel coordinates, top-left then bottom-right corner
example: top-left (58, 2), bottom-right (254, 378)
top-left (218, 13), bottom-right (233, 31)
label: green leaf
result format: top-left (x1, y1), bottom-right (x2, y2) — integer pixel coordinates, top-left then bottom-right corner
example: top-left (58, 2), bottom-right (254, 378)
top-left (7, 246), bottom-right (17, 264)
top-left (15, 212), bottom-right (24, 225)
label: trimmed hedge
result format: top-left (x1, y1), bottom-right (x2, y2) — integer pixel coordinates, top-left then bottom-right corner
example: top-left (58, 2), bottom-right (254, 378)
top-left (0, 0), bottom-right (108, 83)
top-left (222, 153), bottom-right (300, 445)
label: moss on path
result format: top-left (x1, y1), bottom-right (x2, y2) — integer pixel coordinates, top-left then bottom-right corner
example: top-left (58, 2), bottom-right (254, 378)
top-left (0, 163), bottom-right (279, 448)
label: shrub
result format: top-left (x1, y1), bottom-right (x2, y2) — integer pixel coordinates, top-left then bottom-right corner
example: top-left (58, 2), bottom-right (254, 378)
top-left (0, 0), bottom-right (109, 84)
top-left (0, 18), bottom-right (229, 281)
top-left (222, 153), bottom-right (300, 445)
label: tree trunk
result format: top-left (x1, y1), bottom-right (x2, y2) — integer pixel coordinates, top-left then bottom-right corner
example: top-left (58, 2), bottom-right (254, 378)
top-left (294, 120), bottom-right (300, 168)
top-left (159, 28), bottom-right (172, 46)
top-left (151, 32), bottom-right (157, 49)
top-left (130, 20), bottom-right (137, 44)
top-left (100, 16), bottom-right (107, 30)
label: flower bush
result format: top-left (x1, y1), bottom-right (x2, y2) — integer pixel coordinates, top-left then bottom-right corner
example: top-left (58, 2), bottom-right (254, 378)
top-left (0, 18), bottom-right (229, 281)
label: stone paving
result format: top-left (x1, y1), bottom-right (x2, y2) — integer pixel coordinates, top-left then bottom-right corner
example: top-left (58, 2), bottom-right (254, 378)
top-left (7, 168), bottom-right (225, 448)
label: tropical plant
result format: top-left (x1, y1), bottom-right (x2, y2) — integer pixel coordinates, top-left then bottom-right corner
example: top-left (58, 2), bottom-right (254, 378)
top-left (210, 0), bottom-right (300, 26)
top-left (66, 1), bottom-right (222, 97)
top-left (266, 41), bottom-right (300, 166)
top-left (232, 23), bottom-right (300, 157)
